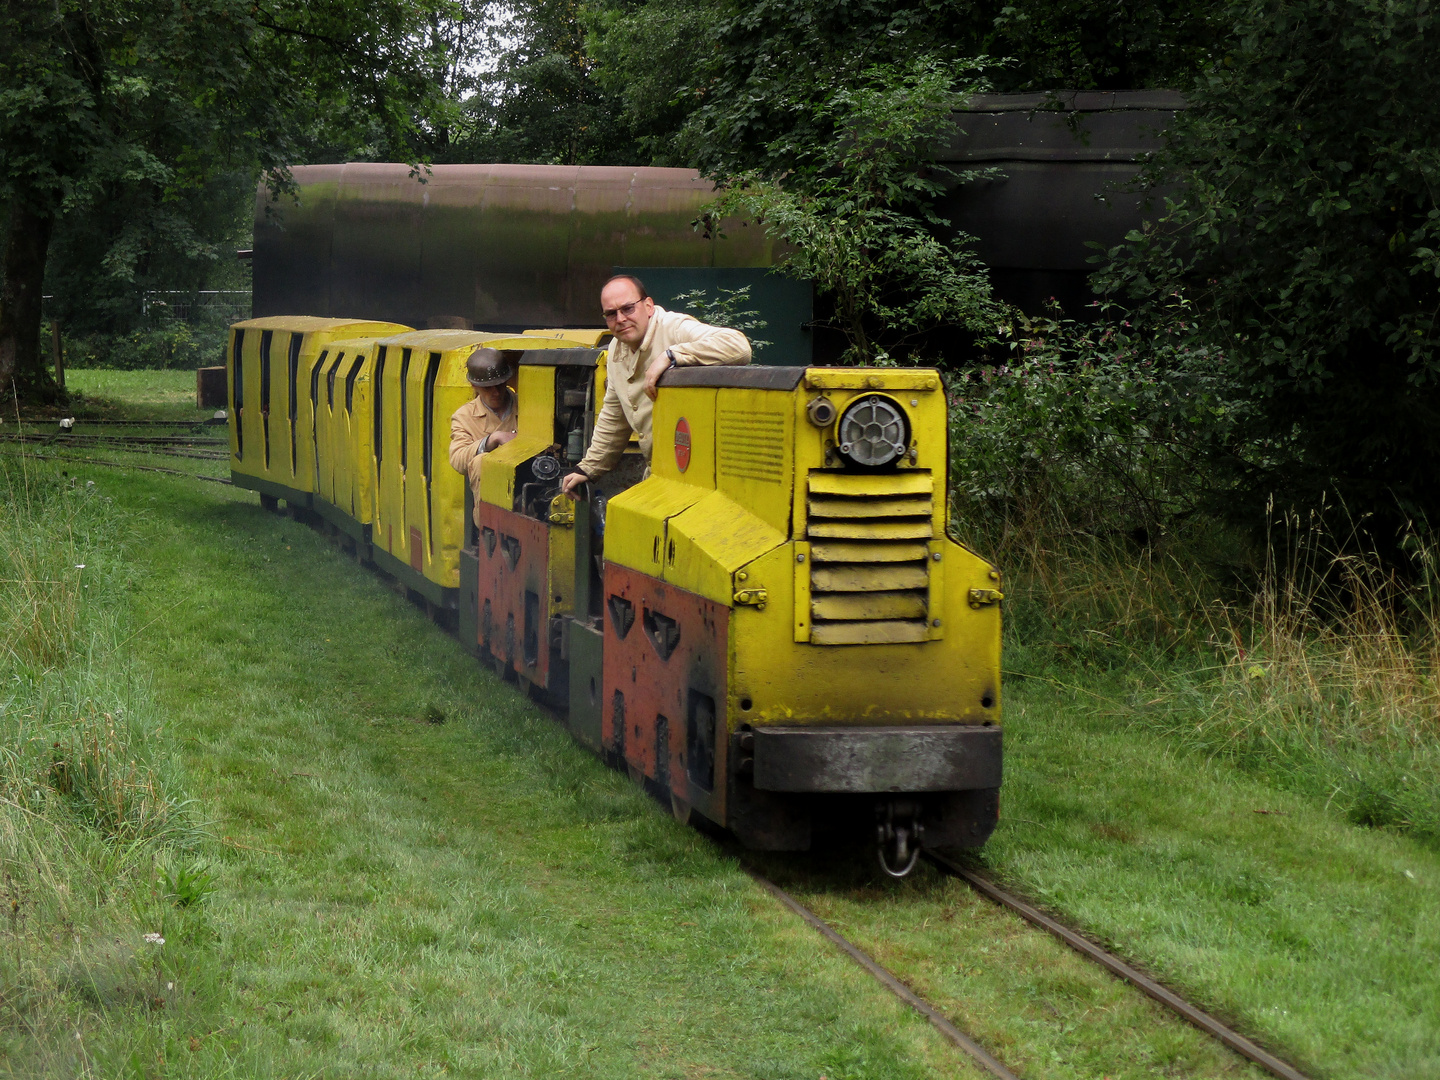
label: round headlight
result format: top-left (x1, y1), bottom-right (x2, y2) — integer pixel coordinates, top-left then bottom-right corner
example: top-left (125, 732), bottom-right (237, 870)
top-left (837, 395), bottom-right (907, 467)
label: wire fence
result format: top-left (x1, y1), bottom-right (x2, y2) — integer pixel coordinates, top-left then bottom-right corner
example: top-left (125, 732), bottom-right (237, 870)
top-left (140, 290), bottom-right (252, 322)
top-left (40, 291), bottom-right (253, 325)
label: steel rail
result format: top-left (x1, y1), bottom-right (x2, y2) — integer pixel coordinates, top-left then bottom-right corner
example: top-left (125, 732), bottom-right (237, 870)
top-left (928, 854), bottom-right (1311, 1080)
top-left (1, 444), bottom-right (229, 463)
top-left (1, 433), bottom-right (227, 447)
top-left (745, 868), bottom-right (1023, 1080)
top-left (10, 418), bottom-right (222, 427)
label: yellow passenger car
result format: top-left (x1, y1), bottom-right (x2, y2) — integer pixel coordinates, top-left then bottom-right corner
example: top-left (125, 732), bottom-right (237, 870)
top-left (227, 317), bottom-right (410, 506)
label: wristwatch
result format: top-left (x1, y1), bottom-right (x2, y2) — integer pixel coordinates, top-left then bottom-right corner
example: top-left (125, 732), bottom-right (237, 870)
top-left (665, 348), bottom-right (676, 368)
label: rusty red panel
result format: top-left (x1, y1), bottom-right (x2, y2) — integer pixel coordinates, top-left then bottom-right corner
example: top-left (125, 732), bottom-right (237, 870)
top-left (409, 526), bottom-right (423, 572)
top-left (602, 563), bottom-right (728, 823)
top-left (476, 502), bottom-right (554, 689)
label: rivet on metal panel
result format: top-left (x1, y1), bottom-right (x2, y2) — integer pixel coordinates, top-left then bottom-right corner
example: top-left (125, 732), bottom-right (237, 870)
top-left (910, 399), bottom-right (919, 407)
top-left (932, 552), bottom-right (942, 562)
top-left (734, 587), bottom-right (768, 607)
top-left (932, 619), bottom-right (943, 627)
top-left (796, 553), bottom-right (806, 563)
top-left (737, 571), bottom-right (748, 581)
top-left (989, 570), bottom-right (1000, 580)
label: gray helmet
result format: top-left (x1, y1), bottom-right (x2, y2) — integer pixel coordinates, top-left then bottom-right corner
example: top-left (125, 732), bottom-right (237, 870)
top-left (466, 348), bottom-right (513, 387)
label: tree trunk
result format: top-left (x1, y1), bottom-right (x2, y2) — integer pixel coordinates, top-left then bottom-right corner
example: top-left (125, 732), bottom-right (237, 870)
top-left (0, 198), bottom-right (60, 405)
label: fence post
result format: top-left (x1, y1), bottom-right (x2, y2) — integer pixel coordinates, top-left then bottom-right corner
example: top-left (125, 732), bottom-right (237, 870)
top-left (51, 319), bottom-right (65, 390)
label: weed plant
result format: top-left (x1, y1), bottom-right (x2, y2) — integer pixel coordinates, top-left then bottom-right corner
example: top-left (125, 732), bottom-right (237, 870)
top-left (0, 451), bottom-right (199, 1068)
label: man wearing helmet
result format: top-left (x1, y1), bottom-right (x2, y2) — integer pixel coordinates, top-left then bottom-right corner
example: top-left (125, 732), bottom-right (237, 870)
top-left (448, 347), bottom-right (517, 525)
top-left (559, 274), bottom-right (751, 496)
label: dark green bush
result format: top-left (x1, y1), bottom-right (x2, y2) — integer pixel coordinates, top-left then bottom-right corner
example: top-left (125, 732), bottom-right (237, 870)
top-left (59, 319), bottom-right (228, 371)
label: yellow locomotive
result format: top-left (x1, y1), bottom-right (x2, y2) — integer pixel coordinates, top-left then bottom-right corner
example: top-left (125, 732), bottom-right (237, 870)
top-left (228, 319), bottom-right (1002, 874)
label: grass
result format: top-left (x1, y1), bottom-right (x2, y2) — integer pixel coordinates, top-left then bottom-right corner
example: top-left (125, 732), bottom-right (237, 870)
top-left (53, 369), bottom-right (215, 422)
top-left (1132, 519), bottom-right (1440, 842)
top-left (4, 369), bottom-right (1438, 1078)
top-left (0, 398), bottom-right (988, 1076)
top-left (0, 450), bottom-right (206, 1076)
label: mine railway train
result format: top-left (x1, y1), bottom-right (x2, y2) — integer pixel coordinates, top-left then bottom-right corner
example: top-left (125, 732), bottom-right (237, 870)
top-left (226, 316), bottom-right (1004, 875)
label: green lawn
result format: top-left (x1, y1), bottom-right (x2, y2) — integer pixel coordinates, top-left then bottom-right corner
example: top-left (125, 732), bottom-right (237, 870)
top-left (63, 368), bottom-right (216, 421)
top-left (4, 371), bottom-right (1438, 1078)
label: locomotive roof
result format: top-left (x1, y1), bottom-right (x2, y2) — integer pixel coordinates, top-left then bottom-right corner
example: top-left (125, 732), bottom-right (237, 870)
top-left (660, 366), bottom-right (808, 390)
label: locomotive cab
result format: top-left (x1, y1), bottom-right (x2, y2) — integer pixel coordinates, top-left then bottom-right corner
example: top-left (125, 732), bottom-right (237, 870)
top-left (461, 337), bottom-right (643, 703)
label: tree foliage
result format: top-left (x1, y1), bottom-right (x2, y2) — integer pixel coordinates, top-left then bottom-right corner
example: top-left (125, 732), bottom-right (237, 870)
top-left (1100, 0), bottom-right (1440, 527)
top-left (581, 0), bottom-right (1224, 173)
top-left (432, 0), bottom-right (639, 164)
top-left (0, 0), bottom-right (448, 402)
top-left (708, 60), bottom-right (1006, 363)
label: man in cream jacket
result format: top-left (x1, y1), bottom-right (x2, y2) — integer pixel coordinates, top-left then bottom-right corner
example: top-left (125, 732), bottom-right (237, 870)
top-left (559, 274), bottom-right (751, 495)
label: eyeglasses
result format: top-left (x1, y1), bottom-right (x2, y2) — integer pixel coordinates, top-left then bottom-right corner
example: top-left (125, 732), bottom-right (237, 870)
top-left (601, 300), bottom-right (643, 322)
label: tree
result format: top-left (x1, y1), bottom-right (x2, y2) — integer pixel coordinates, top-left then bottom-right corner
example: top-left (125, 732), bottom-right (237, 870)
top-left (440, 0), bottom-right (638, 165)
top-left (709, 59), bottom-right (1006, 363)
top-left (0, 0), bottom-right (447, 404)
top-left (1099, 0), bottom-right (1440, 529)
top-left (580, 0), bottom-right (1224, 175)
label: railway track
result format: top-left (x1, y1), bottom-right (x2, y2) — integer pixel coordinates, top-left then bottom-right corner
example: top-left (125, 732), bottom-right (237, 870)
top-left (9, 416), bottom-right (225, 427)
top-left (0, 429), bottom-right (232, 482)
top-left (745, 859), bottom-right (1311, 1080)
top-left (0, 432), bottom-right (228, 460)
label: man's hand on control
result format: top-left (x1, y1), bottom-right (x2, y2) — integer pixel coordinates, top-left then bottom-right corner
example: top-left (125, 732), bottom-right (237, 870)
top-left (643, 350), bottom-right (674, 401)
top-left (560, 470), bottom-right (588, 499)
top-left (484, 429), bottom-right (517, 452)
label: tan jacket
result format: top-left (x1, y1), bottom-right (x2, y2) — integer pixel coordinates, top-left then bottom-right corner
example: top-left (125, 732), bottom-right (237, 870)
top-left (575, 306), bottom-right (751, 480)
top-left (449, 389), bottom-right (516, 522)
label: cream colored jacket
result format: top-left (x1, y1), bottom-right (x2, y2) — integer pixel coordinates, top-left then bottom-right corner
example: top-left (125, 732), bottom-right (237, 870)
top-left (575, 306), bottom-right (751, 479)
top-left (448, 389), bottom-right (516, 523)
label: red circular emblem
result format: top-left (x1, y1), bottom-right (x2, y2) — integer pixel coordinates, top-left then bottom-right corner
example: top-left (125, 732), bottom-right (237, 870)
top-left (674, 417), bottom-right (691, 472)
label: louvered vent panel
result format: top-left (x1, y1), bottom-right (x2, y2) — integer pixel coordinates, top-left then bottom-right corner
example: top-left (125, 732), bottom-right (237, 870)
top-left (805, 470), bottom-right (934, 645)
top-left (718, 409), bottom-right (785, 483)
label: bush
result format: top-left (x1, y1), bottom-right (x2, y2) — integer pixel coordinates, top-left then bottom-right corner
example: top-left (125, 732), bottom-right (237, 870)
top-left (1098, 0), bottom-right (1440, 532)
top-left (58, 318), bottom-right (229, 371)
top-left (948, 306), bottom-right (1231, 548)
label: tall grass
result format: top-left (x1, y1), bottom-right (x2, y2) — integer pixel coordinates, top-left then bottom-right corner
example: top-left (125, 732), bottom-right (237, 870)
top-left (0, 450), bottom-right (198, 1070)
top-left (956, 478), bottom-right (1440, 843)
top-left (1151, 509), bottom-right (1440, 839)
